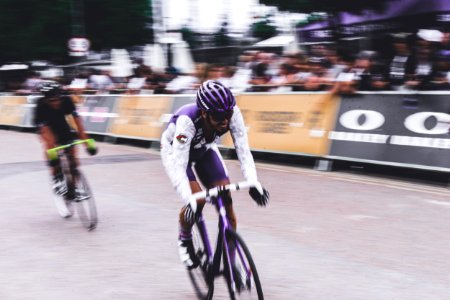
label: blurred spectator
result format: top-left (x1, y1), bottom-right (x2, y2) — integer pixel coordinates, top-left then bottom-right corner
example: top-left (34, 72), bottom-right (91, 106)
top-left (405, 38), bottom-right (433, 90)
top-left (338, 51), bottom-right (389, 92)
top-left (439, 31), bottom-right (450, 52)
top-left (267, 63), bottom-right (296, 92)
top-left (303, 57), bottom-right (330, 91)
top-left (429, 50), bottom-right (450, 90)
top-left (18, 71), bottom-right (44, 95)
top-left (325, 47), bottom-right (348, 80)
top-left (204, 64), bottom-right (224, 81)
top-left (67, 69), bottom-right (91, 95)
top-left (88, 69), bottom-right (115, 93)
top-left (4, 29), bottom-right (450, 95)
top-left (388, 35), bottom-right (415, 90)
top-left (248, 62), bottom-right (271, 92)
top-left (165, 63), bottom-right (207, 94)
top-left (126, 61), bottom-right (153, 94)
top-left (217, 66), bottom-right (236, 88)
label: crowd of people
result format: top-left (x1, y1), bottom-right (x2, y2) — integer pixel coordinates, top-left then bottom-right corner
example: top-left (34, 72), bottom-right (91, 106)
top-left (6, 30), bottom-right (450, 96)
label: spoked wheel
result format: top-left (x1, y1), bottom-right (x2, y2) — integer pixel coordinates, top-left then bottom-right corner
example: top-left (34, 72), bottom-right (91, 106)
top-left (223, 229), bottom-right (264, 300)
top-left (188, 223), bottom-right (214, 300)
top-left (73, 171), bottom-right (98, 230)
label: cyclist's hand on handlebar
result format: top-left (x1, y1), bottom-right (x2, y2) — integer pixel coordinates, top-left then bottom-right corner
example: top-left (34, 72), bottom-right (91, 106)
top-left (86, 146), bottom-right (98, 156)
top-left (249, 186), bottom-right (269, 206)
top-left (183, 203), bottom-right (197, 225)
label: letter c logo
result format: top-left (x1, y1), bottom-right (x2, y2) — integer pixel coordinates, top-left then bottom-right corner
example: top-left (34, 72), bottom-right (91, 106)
top-left (404, 112), bottom-right (450, 134)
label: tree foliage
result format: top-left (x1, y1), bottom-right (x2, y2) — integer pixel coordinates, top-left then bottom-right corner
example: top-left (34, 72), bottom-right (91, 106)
top-left (84, 0), bottom-right (151, 50)
top-left (0, 0), bottom-right (152, 63)
top-left (0, 0), bottom-right (72, 63)
top-left (251, 19), bottom-right (278, 41)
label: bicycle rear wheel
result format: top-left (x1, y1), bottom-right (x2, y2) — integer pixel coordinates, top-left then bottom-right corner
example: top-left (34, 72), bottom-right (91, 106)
top-left (73, 171), bottom-right (98, 230)
top-left (223, 229), bottom-right (264, 300)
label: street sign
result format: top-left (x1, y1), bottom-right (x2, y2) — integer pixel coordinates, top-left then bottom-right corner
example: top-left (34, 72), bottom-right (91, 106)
top-left (68, 37), bottom-right (90, 56)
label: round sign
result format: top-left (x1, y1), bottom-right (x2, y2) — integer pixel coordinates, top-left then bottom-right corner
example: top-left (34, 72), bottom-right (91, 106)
top-left (68, 38), bottom-right (90, 52)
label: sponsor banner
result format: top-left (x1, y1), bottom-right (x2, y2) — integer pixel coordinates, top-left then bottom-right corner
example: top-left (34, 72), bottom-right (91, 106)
top-left (170, 95), bottom-right (196, 112)
top-left (221, 93), bottom-right (340, 155)
top-left (109, 95), bottom-right (173, 140)
top-left (21, 96), bottom-right (40, 127)
top-left (76, 96), bottom-right (118, 134)
top-left (0, 96), bottom-right (28, 126)
top-left (329, 93), bottom-right (450, 169)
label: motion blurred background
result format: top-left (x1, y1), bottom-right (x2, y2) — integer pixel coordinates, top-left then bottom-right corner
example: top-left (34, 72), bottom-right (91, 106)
top-left (0, 0), bottom-right (449, 95)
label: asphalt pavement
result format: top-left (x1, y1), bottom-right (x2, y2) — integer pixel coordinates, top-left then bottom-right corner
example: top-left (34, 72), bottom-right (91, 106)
top-left (1, 130), bottom-right (450, 300)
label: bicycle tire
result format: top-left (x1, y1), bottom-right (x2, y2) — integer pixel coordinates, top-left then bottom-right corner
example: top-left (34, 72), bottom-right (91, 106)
top-left (74, 171), bottom-right (98, 230)
top-left (223, 229), bottom-right (264, 300)
top-left (52, 156), bottom-right (74, 218)
top-left (188, 223), bottom-right (214, 300)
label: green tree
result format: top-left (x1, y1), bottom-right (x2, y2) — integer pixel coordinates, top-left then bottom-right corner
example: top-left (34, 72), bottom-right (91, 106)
top-left (84, 0), bottom-right (152, 50)
top-left (251, 19), bottom-right (278, 41)
top-left (181, 26), bottom-right (197, 49)
top-left (0, 0), bottom-right (72, 63)
top-left (0, 0), bottom-right (152, 63)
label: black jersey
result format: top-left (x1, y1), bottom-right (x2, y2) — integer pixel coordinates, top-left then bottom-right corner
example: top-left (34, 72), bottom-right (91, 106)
top-left (34, 96), bottom-right (79, 143)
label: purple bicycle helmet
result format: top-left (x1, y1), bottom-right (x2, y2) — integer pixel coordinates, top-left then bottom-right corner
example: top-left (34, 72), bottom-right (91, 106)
top-left (196, 80), bottom-right (236, 112)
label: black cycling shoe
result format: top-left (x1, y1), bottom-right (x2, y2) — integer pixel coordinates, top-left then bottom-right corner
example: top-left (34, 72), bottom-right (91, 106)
top-left (178, 238), bottom-right (200, 269)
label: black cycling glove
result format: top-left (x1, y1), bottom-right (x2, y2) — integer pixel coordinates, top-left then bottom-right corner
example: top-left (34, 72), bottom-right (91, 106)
top-left (249, 187), bottom-right (269, 206)
top-left (87, 147), bottom-right (98, 156)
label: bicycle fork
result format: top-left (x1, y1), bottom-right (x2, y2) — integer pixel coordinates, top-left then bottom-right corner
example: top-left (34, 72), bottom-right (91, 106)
top-left (216, 196), bottom-right (239, 293)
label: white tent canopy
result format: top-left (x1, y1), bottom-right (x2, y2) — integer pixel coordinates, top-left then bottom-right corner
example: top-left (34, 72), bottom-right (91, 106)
top-left (110, 49), bottom-right (134, 77)
top-left (143, 44), bottom-right (167, 73)
top-left (172, 41), bottom-right (195, 74)
top-left (254, 34), bottom-right (299, 54)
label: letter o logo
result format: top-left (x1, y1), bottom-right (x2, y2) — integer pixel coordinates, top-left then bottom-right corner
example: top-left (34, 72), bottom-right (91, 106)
top-left (339, 110), bottom-right (385, 131)
top-left (404, 112), bottom-right (450, 134)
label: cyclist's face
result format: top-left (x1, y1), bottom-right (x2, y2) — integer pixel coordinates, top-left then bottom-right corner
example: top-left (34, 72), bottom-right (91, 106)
top-left (201, 110), bottom-right (233, 134)
top-left (47, 97), bottom-right (62, 109)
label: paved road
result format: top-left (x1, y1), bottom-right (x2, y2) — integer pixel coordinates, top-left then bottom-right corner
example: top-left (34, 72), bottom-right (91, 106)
top-left (1, 130), bottom-right (450, 300)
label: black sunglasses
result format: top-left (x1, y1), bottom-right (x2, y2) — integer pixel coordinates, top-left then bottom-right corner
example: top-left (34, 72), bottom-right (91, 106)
top-left (209, 110), bottom-right (233, 122)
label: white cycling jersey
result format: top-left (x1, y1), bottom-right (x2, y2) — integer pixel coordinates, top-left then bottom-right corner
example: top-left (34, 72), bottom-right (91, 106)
top-left (161, 103), bottom-right (257, 203)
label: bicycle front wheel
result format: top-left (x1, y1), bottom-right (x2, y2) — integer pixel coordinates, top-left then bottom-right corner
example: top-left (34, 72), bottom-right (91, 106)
top-left (223, 229), bottom-right (264, 300)
top-left (74, 171), bottom-right (98, 230)
top-left (188, 222), bottom-right (214, 300)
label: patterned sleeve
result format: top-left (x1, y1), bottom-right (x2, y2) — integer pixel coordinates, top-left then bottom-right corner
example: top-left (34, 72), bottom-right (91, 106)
top-left (229, 106), bottom-right (258, 182)
top-left (160, 115), bottom-right (196, 203)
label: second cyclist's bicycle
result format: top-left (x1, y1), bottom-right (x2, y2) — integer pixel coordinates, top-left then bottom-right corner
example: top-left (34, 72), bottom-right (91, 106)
top-left (187, 181), bottom-right (264, 300)
top-left (47, 139), bottom-right (98, 230)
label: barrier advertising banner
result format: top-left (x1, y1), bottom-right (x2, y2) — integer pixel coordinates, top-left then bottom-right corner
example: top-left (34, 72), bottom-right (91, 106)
top-left (110, 96), bottom-right (173, 140)
top-left (221, 93), bottom-right (340, 155)
top-left (170, 95), bottom-right (196, 113)
top-left (329, 93), bottom-right (450, 170)
top-left (0, 96), bottom-right (28, 126)
top-left (76, 96), bottom-right (118, 134)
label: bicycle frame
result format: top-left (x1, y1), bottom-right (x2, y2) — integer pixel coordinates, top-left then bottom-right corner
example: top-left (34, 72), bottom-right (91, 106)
top-left (47, 139), bottom-right (95, 194)
top-left (192, 181), bottom-right (261, 294)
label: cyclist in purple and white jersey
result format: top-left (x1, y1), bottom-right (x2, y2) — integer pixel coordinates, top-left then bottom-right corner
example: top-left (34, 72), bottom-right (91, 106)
top-left (160, 80), bottom-right (269, 269)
